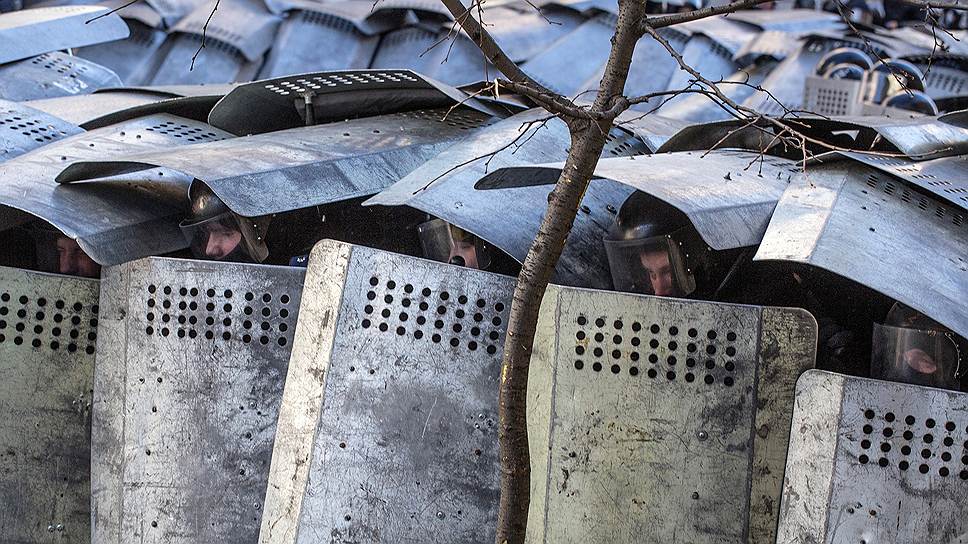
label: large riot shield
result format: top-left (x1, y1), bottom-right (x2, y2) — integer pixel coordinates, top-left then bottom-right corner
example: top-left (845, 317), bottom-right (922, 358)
top-left (777, 370), bottom-right (968, 542)
top-left (0, 98), bottom-right (82, 164)
top-left (0, 266), bottom-right (99, 542)
top-left (526, 284), bottom-right (818, 543)
top-left (92, 257), bottom-right (304, 543)
top-left (0, 51), bottom-right (123, 101)
top-left (259, 240), bottom-right (515, 543)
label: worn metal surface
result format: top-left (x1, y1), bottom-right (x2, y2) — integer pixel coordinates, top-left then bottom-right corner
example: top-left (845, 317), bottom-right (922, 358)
top-left (259, 240), bottom-right (515, 544)
top-left (474, 150), bottom-right (799, 251)
top-left (0, 5), bottom-right (128, 64)
top-left (28, 87), bottom-right (228, 129)
top-left (0, 98), bottom-right (82, 164)
top-left (664, 33), bottom-right (739, 101)
top-left (658, 61), bottom-right (775, 123)
top-left (92, 257), bottom-right (304, 544)
top-left (0, 114), bottom-right (233, 266)
top-left (369, 25), bottom-right (488, 87)
top-left (839, 151), bottom-right (968, 212)
top-left (754, 161), bottom-right (968, 339)
top-left (521, 12), bottom-right (615, 95)
top-left (207, 69), bottom-right (500, 135)
top-left (58, 107), bottom-right (494, 218)
top-left (78, 20), bottom-right (169, 86)
top-left (527, 284), bottom-right (817, 543)
top-left (366, 108), bottom-right (646, 289)
top-left (0, 51), bottom-right (123, 101)
top-left (727, 8), bottom-right (843, 32)
top-left (909, 56), bottom-right (968, 101)
top-left (257, 1), bottom-right (381, 79)
top-left (0, 266), bottom-right (99, 543)
top-left (149, 0), bottom-right (279, 85)
top-left (777, 370), bottom-right (968, 543)
top-left (26, 89), bottom-right (177, 127)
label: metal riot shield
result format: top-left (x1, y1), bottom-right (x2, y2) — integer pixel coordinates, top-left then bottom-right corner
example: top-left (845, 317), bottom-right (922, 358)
top-left (838, 152), bottom-right (968, 212)
top-left (257, 1), bottom-right (382, 79)
top-left (754, 161), bottom-right (968, 341)
top-left (777, 370), bottom-right (968, 543)
top-left (258, 239), bottom-right (515, 543)
top-left (92, 257), bottom-right (305, 544)
top-left (365, 108), bottom-right (651, 289)
top-left (205, 69), bottom-right (499, 135)
top-left (521, 12), bottom-right (616, 95)
top-left (27, 85), bottom-right (235, 128)
top-left (0, 98), bottom-right (82, 164)
top-left (0, 51), bottom-right (123, 101)
top-left (148, 0), bottom-right (280, 85)
top-left (78, 19), bottom-right (169, 86)
top-left (0, 114), bottom-right (233, 266)
top-left (57, 106), bottom-right (496, 219)
top-left (526, 284), bottom-right (818, 543)
top-left (0, 5), bottom-right (129, 65)
top-left (0, 266), bottom-right (99, 542)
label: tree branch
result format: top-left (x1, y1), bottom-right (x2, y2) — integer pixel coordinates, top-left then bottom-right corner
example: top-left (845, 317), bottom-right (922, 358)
top-left (643, 0), bottom-right (776, 30)
top-left (899, 0), bottom-right (968, 9)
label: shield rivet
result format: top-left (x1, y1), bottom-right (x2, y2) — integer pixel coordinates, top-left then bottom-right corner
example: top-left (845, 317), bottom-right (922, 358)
top-left (697, 431), bottom-right (708, 441)
top-left (47, 525), bottom-right (55, 532)
top-left (436, 511), bottom-right (445, 519)
top-left (691, 492), bottom-right (699, 500)
top-left (606, 204), bottom-right (617, 214)
top-left (56, 524), bottom-right (64, 531)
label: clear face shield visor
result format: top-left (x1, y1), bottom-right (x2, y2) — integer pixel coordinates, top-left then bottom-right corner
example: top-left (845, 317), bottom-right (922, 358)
top-left (417, 219), bottom-right (490, 269)
top-left (603, 232), bottom-right (696, 297)
top-left (872, 322), bottom-right (963, 389)
top-left (179, 212), bottom-right (249, 262)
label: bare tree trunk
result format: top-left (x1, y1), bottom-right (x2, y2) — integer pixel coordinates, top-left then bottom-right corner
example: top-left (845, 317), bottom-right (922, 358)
top-left (493, 1), bottom-right (646, 542)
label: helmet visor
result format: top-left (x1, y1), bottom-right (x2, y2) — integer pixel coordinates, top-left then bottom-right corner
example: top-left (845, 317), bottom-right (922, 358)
top-left (604, 233), bottom-right (695, 297)
top-left (180, 212), bottom-right (248, 261)
top-left (872, 322), bottom-right (962, 388)
top-left (418, 219), bottom-right (488, 269)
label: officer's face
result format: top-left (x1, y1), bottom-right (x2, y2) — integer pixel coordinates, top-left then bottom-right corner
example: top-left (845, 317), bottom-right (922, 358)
top-left (56, 237), bottom-right (100, 278)
top-left (204, 226), bottom-right (243, 260)
top-left (449, 241), bottom-right (479, 269)
top-left (903, 348), bottom-right (939, 375)
top-left (640, 248), bottom-right (675, 296)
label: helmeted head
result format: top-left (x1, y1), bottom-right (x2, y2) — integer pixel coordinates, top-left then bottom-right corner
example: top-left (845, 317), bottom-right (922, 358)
top-left (418, 219), bottom-right (491, 270)
top-left (56, 236), bottom-right (100, 278)
top-left (604, 193), bottom-right (706, 297)
top-left (872, 303), bottom-right (965, 389)
top-left (179, 183), bottom-right (269, 262)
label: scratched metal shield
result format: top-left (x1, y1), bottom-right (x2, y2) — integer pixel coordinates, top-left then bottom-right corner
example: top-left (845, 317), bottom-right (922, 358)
top-left (527, 285), bottom-right (817, 543)
top-left (0, 98), bottom-right (82, 164)
top-left (778, 370), bottom-right (968, 543)
top-left (92, 257), bottom-right (305, 544)
top-left (0, 266), bottom-right (99, 543)
top-left (0, 51), bottom-right (122, 101)
top-left (259, 240), bottom-right (515, 543)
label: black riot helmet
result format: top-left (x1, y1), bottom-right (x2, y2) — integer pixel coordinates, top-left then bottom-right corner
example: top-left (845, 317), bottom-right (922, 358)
top-left (417, 218), bottom-right (492, 270)
top-left (884, 89), bottom-right (939, 115)
top-left (872, 303), bottom-right (965, 389)
top-left (603, 192), bottom-right (710, 297)
top-left (816, 47), bottom-right (874, 76)
top-left (866, 59), bottom-right (928, 103)
top-left (179, 183), bottom-right (270, 262)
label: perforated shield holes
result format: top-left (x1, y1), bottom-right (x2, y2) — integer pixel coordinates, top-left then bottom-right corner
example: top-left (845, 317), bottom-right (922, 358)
top-left (259, 241), bottom-right (516, 543)
top-left (0, 100), bottom-right (80, 157)
top-left (529, 286), bottom-right (817, 544)
top-left (361, 276), bottom-right (508, 355)
top-left (92, 257), bottom-right (305, 544)
top-left (778, 371), bottom-right (968, 543)
top-left (572, 316), bottom-right (742, 387)
top-left (0, 267), bottom-right (98, 543)
top-left (143, 121), bottom-right (225, 143)
top-left (263, 70), bottom-right (420, 96)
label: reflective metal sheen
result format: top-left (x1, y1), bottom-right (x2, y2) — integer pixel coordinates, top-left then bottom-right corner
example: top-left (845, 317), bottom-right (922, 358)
top-left (754, 161), bottom-right (968, 339)
top-left (527, 284), bottom-right (817, 543)
top-left (0, 266), bottom-right (99, 544)
top-left (0, 52), bottom-right (123, 101)
top-left (0, 98), bottom-right (82, 164)
top-left (93, 257), bottom-right (304, 544)
top-left (778, 370), bottom-right (968, 543)
top-left (0, 5), bottom-right (128, 64)
top-left (259, 240), bottom-right (515, 543)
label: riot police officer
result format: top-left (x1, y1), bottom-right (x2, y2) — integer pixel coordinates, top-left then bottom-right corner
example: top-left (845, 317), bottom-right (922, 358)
top-left (417, 218), bottom-right (493, 270)
top-left (180, 184), bottom-right (269, 263)
top-left (872, 303), bottom-right (966, 390)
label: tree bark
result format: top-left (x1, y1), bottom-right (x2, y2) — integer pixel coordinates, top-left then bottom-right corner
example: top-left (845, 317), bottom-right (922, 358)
top-left (493, 1), bottom-right (646, 543)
